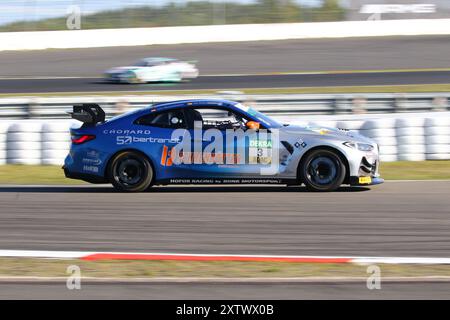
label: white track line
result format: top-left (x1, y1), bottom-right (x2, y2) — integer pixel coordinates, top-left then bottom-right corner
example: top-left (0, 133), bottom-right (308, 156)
top-left (1, 250), bottom-right (450, 265)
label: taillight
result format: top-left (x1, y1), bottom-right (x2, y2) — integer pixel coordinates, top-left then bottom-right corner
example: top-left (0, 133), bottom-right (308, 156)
top-left (71, 134), bottom-right (95, 145)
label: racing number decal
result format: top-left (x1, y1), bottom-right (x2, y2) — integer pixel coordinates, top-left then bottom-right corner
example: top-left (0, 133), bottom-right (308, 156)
top-left (249, 139), bottom-right (272, 165)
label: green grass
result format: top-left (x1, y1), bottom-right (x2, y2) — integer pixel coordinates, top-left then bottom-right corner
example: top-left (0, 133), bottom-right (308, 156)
top-left (0, 165), bottom-right (85, 185)
top-left (380, 161), bottom-right (450, 180)
top-left (0, 161), bottom-right (449, 185)
top-left (1, 83), bottom-right (450, 98)
top-left (0, 258), bottom-right (449, 278)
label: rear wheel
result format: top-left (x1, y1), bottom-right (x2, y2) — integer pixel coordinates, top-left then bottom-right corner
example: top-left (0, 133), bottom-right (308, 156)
top-left (164, 72), bottom-right (182, 82)
top-left (108, 151), bottom-right (153, 192)
top-left (299, 149), bottom-right (346, 192)
top-left (124, 72), bottom-right (140, 84)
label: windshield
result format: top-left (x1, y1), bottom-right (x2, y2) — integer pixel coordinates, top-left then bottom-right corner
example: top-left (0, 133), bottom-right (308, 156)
top-left (234, 103), bottom-right (282, 129)
top-left (133, 60), bottom-right (156, 67)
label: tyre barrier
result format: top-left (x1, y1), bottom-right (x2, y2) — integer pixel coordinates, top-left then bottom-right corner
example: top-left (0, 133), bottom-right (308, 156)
top-left (397, 135), bottom-right (425, 145)
top-left (0, 115), bottom-right (448, 165)
top-left (423, 117), bottom-right (450, 160)
top-left (397, 153), bottom-right (427, 161)
top-left (336, 120), bottom-right (365, 130)
top-left (357, 128), bottom-right (397, 139)
top-left (379, 145), bottom-right (397, 155)
top-left (379, 154), bottom-right (398, 162)
top-left (0, 123), bottom-right (6, 165)
top-left (41, 122), bottom-right (72, 166)
top-left (371, 136), bottom-right (397, 147)
top-left (6, 121), bottom-right (42, 165)
top-left (395, 117), bottom-right (427, 162)
top-left (425, 135), bottom-right (450, 144)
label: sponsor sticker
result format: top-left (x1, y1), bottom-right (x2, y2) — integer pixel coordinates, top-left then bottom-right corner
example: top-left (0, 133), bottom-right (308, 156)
top-left (359, 177), bottom-right (372, 184)
top-left (83, 165), bottom-right (99, 173)
top-left (117, 136), bottom-right (180, 145)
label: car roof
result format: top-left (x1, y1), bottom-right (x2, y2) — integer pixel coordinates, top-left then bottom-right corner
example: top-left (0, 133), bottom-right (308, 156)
top-left (109, 99), bottom-right (280, 129)
top-left (149, 99), bottom-right (239, 111)
top-left (110, 100), bottom-right (238, 123)
top-left (141, 57), bottom-right (177, 63)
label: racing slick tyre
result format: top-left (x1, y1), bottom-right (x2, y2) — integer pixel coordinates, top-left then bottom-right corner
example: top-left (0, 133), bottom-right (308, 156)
top-left (125, 72), bottom-right (141, 84)
top-left (397, 135), bottom-right (425, 145)
top-left (164, 72), bottom-right (182, 83)
top-left (108, 151), bottom-right (153, 192)
top-left (299, 148), bottom-right (346, 192)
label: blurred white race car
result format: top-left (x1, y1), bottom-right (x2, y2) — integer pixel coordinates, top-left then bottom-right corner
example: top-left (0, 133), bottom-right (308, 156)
top-left (104, 57), bottom-right (199, 83)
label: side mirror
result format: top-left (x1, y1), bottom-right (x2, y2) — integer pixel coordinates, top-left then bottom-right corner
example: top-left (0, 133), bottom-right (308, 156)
top-left (246, 121), bottom-right (260, 130)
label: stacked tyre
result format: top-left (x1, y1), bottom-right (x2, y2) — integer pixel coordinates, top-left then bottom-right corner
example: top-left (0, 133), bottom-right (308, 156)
top-left (7, 122), bottom-right (42, 165)
top-left (359, 119), bottom-right (397, 162)
top-left (424, 117), bottom-right (450, 160)
top-left (396, 118), bottom-right (426, 161)
top-left (0, 123), bottom-right (9, 165)
top-left (41, 122), bottom-right (72, 165)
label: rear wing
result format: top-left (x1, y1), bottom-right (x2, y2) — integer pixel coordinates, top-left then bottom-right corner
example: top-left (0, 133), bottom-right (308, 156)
top-left (69, 104), bottom-right (105, 126)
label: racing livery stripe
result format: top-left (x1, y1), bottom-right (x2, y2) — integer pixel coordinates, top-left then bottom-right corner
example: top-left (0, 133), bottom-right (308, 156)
top-left (80, 253), bottom-right (351, 263)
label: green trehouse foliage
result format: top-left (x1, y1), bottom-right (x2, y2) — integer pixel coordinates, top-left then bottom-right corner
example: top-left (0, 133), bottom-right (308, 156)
top-left (0, 0), bottom-right (346, 32)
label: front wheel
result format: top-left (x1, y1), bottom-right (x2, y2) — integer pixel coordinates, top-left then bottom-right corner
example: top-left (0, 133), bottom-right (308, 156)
top-left (299, 149), bottom-right (346, 192)
top-left (108, 151), bottom-right (153, 192)
top-left (124, 72), bottom-right (141, 84)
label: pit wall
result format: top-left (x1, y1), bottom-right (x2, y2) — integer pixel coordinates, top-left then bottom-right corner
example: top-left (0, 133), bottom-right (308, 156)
top-left (1, 19), bottom-right (450, 51)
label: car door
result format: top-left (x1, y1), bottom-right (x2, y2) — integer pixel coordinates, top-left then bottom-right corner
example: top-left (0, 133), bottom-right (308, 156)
top-left (180, 106), bottom-right (275, 180)
top-left (133, 108), bottom-right (190, 181)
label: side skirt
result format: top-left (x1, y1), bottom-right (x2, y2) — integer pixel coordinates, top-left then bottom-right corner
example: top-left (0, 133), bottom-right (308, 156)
top-left (154, 178), bottom-right (298, 185)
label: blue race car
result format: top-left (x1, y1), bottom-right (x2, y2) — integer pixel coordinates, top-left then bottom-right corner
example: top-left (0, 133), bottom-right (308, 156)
top-left (64, 100), bottom-right (383, 192)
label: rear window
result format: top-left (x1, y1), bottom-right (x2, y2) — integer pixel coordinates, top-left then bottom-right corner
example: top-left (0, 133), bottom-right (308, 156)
top-left (135, 109), bottom-right (186, 129)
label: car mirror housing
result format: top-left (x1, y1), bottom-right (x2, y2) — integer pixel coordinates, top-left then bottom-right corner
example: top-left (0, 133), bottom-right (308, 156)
top-left (246, 121), bottom-right (260, 130)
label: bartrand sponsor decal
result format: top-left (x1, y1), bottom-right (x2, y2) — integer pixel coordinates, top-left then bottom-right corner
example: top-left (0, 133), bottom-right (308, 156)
top-left (117, 136), bottom-right (180, 145)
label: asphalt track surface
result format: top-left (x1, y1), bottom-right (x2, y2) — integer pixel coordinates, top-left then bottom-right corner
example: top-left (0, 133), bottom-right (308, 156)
top-left (0, 180), bottom-right (449, 257)
top-left (2, 280), bottom-right (450, 299)
top-left (1, 70), bottom-right (450, 94)
top-left (1, 36), bottom-right (450, 94)
top-left (0, 36), bottom-right (449, 77)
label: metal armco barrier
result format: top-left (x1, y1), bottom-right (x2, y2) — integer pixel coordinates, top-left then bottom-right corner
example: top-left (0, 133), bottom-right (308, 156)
top-left (0, 112), bottom-right (449, 165)
top-left (0, 93), bottom-right (448, 119)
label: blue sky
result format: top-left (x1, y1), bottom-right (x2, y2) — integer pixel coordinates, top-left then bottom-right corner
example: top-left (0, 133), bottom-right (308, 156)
top-left (0, 0), bottom-right (323, 26)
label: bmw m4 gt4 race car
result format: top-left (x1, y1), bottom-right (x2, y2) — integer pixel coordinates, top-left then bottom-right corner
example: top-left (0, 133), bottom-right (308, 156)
top-left (63, 100), bottom-right (384, 192)
top-left (104, 57), bottom-right (199, 83)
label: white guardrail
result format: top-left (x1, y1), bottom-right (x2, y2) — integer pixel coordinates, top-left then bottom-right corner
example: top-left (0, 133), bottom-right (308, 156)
top-left (1, 19), bottom-right (450, 51)
top-left (0, 113), bottom-right (449, 165)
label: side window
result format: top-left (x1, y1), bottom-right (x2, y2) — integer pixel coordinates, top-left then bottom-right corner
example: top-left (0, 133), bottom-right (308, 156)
top-left (135, 109), bottom-right (186, 129)
top-left (185, 107), bottom-right (252, 130)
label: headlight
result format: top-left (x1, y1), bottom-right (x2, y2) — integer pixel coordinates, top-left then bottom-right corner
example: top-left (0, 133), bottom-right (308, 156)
top-left (343, 141), bottom-right (374, 152)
